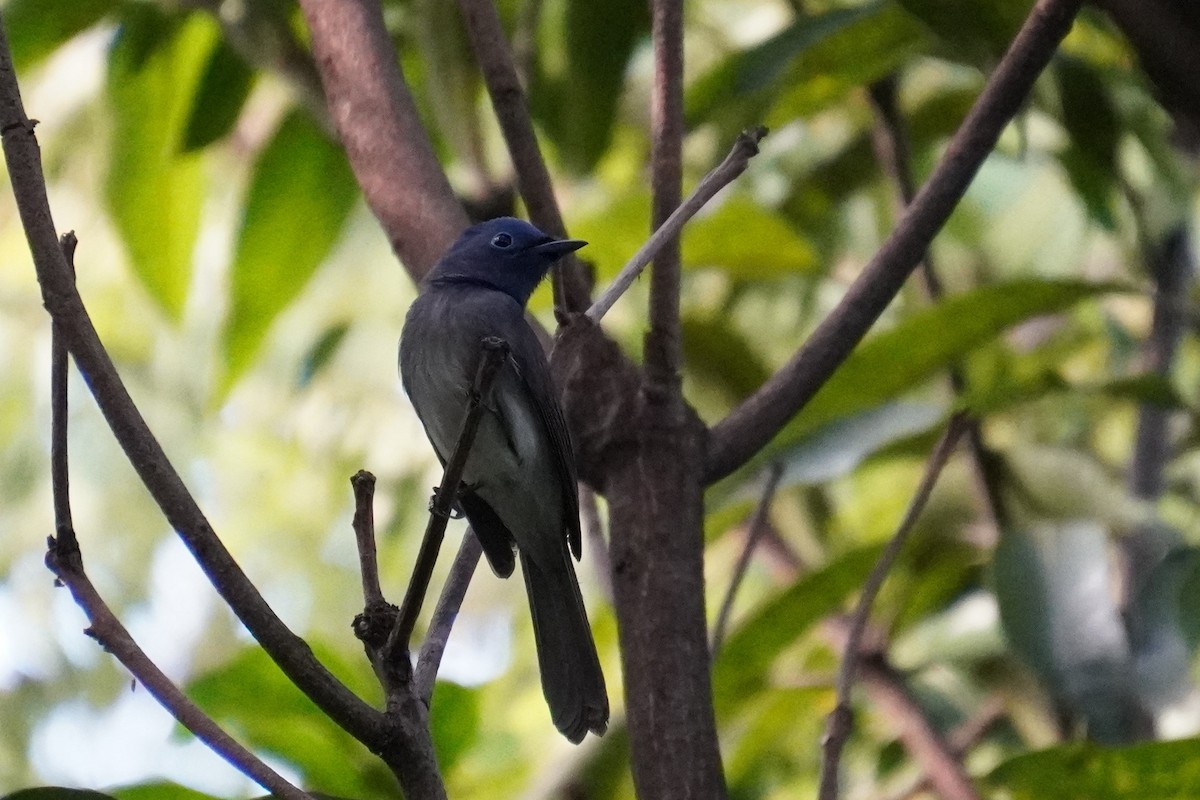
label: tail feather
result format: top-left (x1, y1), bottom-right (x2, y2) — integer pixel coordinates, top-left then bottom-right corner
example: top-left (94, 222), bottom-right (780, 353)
top-left (520, 552), bottom-right (609, 742)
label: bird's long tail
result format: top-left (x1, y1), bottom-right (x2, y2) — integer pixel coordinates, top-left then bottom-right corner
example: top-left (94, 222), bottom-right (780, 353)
top-left (520, 551), bottom-right (609, 743)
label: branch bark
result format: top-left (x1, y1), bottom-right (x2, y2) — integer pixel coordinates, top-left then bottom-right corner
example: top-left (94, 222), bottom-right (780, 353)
top-left (705, 0), bottom-right (1086, 483)
top-left (298, 0), bottom-right (468, 277)
top-left (456, 0), bottom-right (590, 313)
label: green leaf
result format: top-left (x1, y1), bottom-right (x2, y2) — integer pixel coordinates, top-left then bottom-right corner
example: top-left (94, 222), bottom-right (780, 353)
top-left (223, 110), bottom-right (358, 390)
top-left (753, 279), bottom-right (1123, 467)
top-left (687, 2), bottom-right (927, 130)
top-left (111, 784), bottom-right (222, 800)
top-left (181, 37), bottom-right (256, 151)
top-left (896, 0), bottom-right (1032, 66)
top-left (988, 738), bottom-right (1200, 799)
top-left (682, 315), bottom-right (772, 404)
top-left (429, 681), bottom-right (480, 772)
top-left (187, 646), bottom-right (393, 798)
top-left (106, 7), bottom-right (214, 318)
top-left (533, 0), bottom-right (650, 171)
top-left (2, 791), bottom-right (117, 800)
top-left (994, 521), bottom-right (1136, 743)
top-left (712, 544), bottom-right (880, 715)
top-left (682, 196), bottom-right (818, 279)
top-left (1054, 56), bottom-right (1121, 229)
top-left (4, 0), bottom-right (115, 71)
top-left (298, 323), bottom-right (351, 387)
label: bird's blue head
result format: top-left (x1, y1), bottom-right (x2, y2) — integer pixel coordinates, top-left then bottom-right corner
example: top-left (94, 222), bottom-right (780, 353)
top-left (427, 217), bottom-right (587, 306)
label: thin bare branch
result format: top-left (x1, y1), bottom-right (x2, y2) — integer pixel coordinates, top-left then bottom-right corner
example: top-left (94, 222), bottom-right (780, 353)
top-left (587, 126), bottom-right (767, 322)
top-left (384, 338), bottom-right (510, 676)
top-left (0, 18), bottom-right (387, 750)
top-left (706, 0), bottom-right (1086, 483)
top-left (45, 548), bottom-right (313, 800)
top-left (298, 0), bottom-right (467, 277)
top-left (456, 0), bottom-right (589, 313)
top-left (818, 415), bottom-right (968, 800)
top-left (414, 531), bottom-right (483, 703)
top-left (867, 75), bottom-right (1008, 532)
top-left (711, 462), bottom-right (784, 658)
top-left (880, 697), bottom-right (1005, 800)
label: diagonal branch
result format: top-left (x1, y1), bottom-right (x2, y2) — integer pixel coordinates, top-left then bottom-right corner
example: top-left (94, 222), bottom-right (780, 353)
top-left (0, 17), bottom-right (387, 751)
top-left (710, 462), bottom-right (784, 658)
top-left (298, 0), bottom-right (468, 278)
top-left (46, 547), bottom-right (315, 800)
top-left (818, 415), bottom-right (970, 800)
top-left (456, 0), bottom-right (590, 313)
top-left (588, 126), bottom-right (767, 322)
top-left (383, 337), bottom-right (509, 676)
top-left (705, 0), bottom-right (1086, 484)
top-left (414, 530), bottom-right (483, 703)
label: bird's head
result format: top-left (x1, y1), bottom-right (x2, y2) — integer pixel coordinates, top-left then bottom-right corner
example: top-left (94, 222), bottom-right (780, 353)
top-left (426, 217), bottom-right (587, 306)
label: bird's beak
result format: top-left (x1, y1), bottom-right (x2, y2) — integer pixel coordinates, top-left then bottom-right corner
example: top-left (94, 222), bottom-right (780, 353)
top-left (530, 237), bottom-right (587, 260)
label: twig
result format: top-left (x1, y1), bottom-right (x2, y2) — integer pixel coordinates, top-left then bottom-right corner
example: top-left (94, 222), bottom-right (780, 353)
top-left (51, 232), bottom-right (77, 554)
top-left (587, 126), bottom-right (768, 322)
top-left (0, 19), bottom-right (386, 749)
top-left (352, 470), bottom-right (385, 608)
top-left (867, 75), bottom-right (1008, 532)
top-left (383, 338), bottom-right (510, 678)
top-left (817, 414), bottom-right (968, 800)
top-left (456, 0), bottom-right (589, 314)
top-left (710, 462), bottom-right (784, 658)
top-left (40, 235), bottom-right (311, 800)
top-left (705, 0), bottom-right (1086, 483)
top-left (414, 530), bottom-right (483, 703)
top-left (880, 697), bottom-right (1005, 800)
top-left (297, 0), bottom-right (468, 277)
top-left (45, 550), bottom-right (313, 800)
top-left (643, 0), bottom-right (686, 392)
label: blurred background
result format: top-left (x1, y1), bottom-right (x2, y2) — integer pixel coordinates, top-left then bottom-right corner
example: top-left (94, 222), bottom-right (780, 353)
top-left (1, 0), bottom-right (1199, 798)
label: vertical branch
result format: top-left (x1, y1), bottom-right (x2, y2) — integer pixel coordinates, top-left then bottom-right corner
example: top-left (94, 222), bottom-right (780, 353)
top-left (644, 0), bottom-right (686, 394)
top-left (456, 0), bottom-right (590, 313)
top-left (51, 232), bottom-right (78, 553)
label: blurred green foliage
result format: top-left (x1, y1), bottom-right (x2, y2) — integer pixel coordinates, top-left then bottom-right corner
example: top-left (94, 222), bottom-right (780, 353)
top-left (2, 0), bottom-right (1199, 798)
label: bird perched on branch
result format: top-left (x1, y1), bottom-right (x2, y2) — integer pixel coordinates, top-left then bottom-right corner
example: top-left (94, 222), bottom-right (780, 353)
top-left (399, 217), bottom-right (608, 743)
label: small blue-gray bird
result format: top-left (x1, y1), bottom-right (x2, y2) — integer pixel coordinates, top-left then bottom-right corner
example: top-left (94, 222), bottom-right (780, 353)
top-left (399, 217), bottom-right (608, 743)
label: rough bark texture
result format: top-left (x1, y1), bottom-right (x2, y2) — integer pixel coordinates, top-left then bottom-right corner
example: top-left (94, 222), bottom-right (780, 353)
top-left (553, 317), bottom-right (726, 799)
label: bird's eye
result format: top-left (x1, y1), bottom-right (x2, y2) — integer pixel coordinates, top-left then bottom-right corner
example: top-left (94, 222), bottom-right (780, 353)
top-left (491, 233), bottom-right (513, 249)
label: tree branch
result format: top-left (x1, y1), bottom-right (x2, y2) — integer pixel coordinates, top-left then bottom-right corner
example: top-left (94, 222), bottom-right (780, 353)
top-left (414, 530), bottom-right (483, 703)
top-left (0, 13), bottom-right (388, 751)
top-left (643, 0), bottom-right (686, 393)
top-left (710, 462), bottom-right (783, 658)
top-left (456, 0), bottom-right (590, 313)
top-left (587, 126), bottom-right (766, 322)
top-left (51, 231), bottom-right (77, 554)
top-left (46, 547), bottom-right (314, 800)
top-left (298, 0), bottom-right (468, 277)
top-left (818, 415), bottom-right (969, 800)
top-left (705, 0), bottom-right (1086, 483)
top-left (352, 470), bottom-right (386, 608)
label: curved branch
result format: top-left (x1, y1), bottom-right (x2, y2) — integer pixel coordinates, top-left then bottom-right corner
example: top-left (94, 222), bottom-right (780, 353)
top-left (0, 17), bottom-right (386, 750)
top-left (705, 0), bottom-right (1085, 483)
top-left (298, 0), bottom-right (468, 277)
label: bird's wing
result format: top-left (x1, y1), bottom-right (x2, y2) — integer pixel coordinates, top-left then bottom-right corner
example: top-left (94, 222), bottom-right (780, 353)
top-left (504, 326), bottom-right (583, 561)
